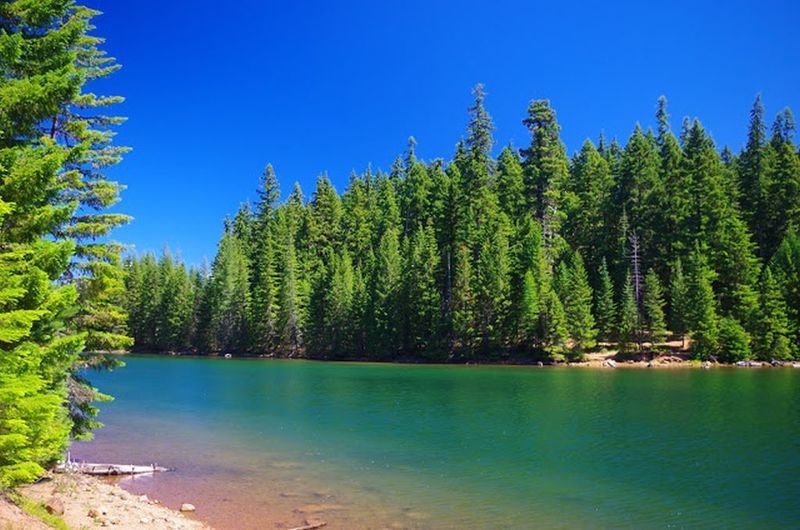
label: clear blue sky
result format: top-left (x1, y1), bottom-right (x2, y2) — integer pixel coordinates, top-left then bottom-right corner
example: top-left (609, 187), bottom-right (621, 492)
top-left (93, 0), bottom-right (800, 266)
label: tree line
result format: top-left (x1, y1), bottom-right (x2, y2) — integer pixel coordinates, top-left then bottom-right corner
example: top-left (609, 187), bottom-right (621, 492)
top-left (0, 1), bottom-right (129, 486)
top-left (125, 87), bottom-right (800, 364)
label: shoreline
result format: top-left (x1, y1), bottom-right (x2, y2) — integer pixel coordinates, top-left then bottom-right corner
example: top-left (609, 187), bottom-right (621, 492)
top-left (2, 473), bottom-right (213, 530)
top-left (120, 349), bottom-right (800, 370)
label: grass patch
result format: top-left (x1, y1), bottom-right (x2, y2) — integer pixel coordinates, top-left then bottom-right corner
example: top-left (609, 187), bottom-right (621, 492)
top-left (6, 491), bottom-right (69, 530)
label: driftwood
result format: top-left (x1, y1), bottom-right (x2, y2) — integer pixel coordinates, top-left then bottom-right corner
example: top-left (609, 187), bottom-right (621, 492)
top-left (56, 462), bottom-right (170, 476)
top-left (288, 521), bottom-right (327, 530)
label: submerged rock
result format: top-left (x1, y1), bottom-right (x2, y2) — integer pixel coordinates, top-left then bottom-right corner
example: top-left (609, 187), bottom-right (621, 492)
top-left (297, 504), bottom-right (345, 514)
top-left (180, 503), bottom-right (196, 512)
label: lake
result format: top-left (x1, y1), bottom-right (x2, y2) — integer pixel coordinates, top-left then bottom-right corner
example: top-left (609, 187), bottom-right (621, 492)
top-left (72, 356), bottom-right (800, 529)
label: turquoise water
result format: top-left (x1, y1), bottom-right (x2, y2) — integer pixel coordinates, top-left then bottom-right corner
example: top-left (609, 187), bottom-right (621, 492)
top-left (74, 356), bottom-right (800, 529)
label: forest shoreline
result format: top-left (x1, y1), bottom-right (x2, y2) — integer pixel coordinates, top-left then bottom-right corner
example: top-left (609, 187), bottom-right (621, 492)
top-left (116, 349), bottom-right (800, 369)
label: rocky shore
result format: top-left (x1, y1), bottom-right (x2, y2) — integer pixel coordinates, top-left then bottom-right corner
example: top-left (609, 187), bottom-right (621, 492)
top-left (1, 473), bottom-right (210, 530)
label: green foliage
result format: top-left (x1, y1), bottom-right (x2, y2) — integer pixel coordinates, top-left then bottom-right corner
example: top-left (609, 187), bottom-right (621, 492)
top-left (0, 0), bottom-right (129, 485)
top-left (7, 491), bottom-right (70, 530)
top-left (521, 99), bottom-right (570, 258)
top-left (717, 317), bottom-right (751, 363)
top-left (617, 272), bottom-right (640, 353)
top-left (686, 246), bottom-right (719, 360)
top-left (594, 258), bottom-right (616, 342)
top-left (643, 269), bottom-right (667, 344)
top-left (276, 230), bottom-right (303, 355)
top-left (496, 146), bottom-right (526, 221)
top-left (771, 228), bottom-right (800, 348)
top-left (751, 267), bottom-right (794, 361)
top-left (669, 258), bottom-right (689, 343)
top-left (402, 224), bottom-right (441, 355)
top-left (207, 229), bottom-right (251, 352)
top-left (541, 286), bottom-right (568, 358)
top-left (563, 252), bottom-right (597, 356)
top-left (617, 127), bottom-right (662, 268)
top-left (564, 140), bottom-right (614, 276)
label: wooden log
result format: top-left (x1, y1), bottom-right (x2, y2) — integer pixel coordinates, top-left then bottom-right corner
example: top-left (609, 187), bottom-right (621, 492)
top-left (288, 521), bottom-right (327, 530)
top-left (55, 462), bottom-right (170, 475)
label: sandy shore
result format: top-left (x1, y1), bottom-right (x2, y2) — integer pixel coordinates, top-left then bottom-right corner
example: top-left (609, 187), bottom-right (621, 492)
top-left (1, 472), bottom-right (211, 530)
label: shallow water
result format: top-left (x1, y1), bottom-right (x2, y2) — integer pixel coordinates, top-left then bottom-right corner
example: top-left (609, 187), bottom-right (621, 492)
top-left (73, 356), bottom-right (800, 529)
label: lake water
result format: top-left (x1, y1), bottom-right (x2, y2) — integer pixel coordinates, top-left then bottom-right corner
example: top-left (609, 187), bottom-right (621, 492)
top-left (73, 356), bottom-right (800, 529)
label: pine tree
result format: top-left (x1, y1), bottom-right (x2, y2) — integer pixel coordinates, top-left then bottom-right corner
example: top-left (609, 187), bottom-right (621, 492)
top-left (771, 228), bottom-right (800, 348)
top-left (752, 267), bottom-right (794, 361)
top-left (617, 126), bottom-right (662, 269)
top-left (718, 317), bottom-right (751, 363)
top-left (595, 259), bottom-right (617, 343)
top-left (309, 175), bottom-right (343, 263)
top-left (643, 269), bottom-right (667, 345)
top-left (738, 96), bottom-right (770, 257)
top-left (541, 287), bottom-right (569, 359)
top-left (563, 140), bottom-right (614, 276)
top-left (553, 260), bottom-right (570, 303)
top-left (496, 146), bottom-right (526, 221)
top-left (618, 272), bottom-right (640, 353)
top-left (249, 165), bottom-right (280, 353)
top-left (0, 0), bottom-right (129, 485)
top-left (669, 258), bottom-right (689, 348)
top-left (685, 246), bottom-right (719, 360)
top-left (208, 228), bottom-right (251, 352)
top-left (451, 243), bottom-right (474, 350)
top-left (371, 226), bottom-right (402, 357)
top-left (521, 99), bottom-right (570, 257)
top-left (510, 216), bottom-right (544, 346)
top-left (563, 252), bottom-right (597, 356)
top-left (518, 269), bottom-right (540, 348)
top-left (276, 232), bottom-right (303, 355)
top-left (343, 170), bottom-right (377, 263)
top-left (764, 109), bottom-right (800, 255)
top-left (457, 85), bottom-right (495, 246)
top-left (473, 214), bottom-right (511, 352)
top-left (402, 224), bottom-right (441, 355)
top-left (401, 138), bottom-right (433, 232)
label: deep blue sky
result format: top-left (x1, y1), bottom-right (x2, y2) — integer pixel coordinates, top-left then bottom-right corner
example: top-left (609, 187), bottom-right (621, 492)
top-left (93, 0), bottom-right (800, 266)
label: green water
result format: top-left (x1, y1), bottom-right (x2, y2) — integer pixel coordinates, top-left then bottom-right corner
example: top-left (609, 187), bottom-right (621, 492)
top-left (75, 356), bottom-right (800, 529)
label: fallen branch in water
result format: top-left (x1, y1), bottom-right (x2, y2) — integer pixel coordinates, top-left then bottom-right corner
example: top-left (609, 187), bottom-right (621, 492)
top-left (288, 521), bottom-right (327, 530)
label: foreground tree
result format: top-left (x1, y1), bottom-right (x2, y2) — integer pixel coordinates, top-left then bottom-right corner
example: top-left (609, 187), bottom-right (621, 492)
top-left (0, 0), bottom-right (129, 485)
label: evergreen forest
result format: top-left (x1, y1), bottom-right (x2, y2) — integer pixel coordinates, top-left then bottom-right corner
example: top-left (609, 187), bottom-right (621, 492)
top-left (124, 87), bottom-right (800, 363)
